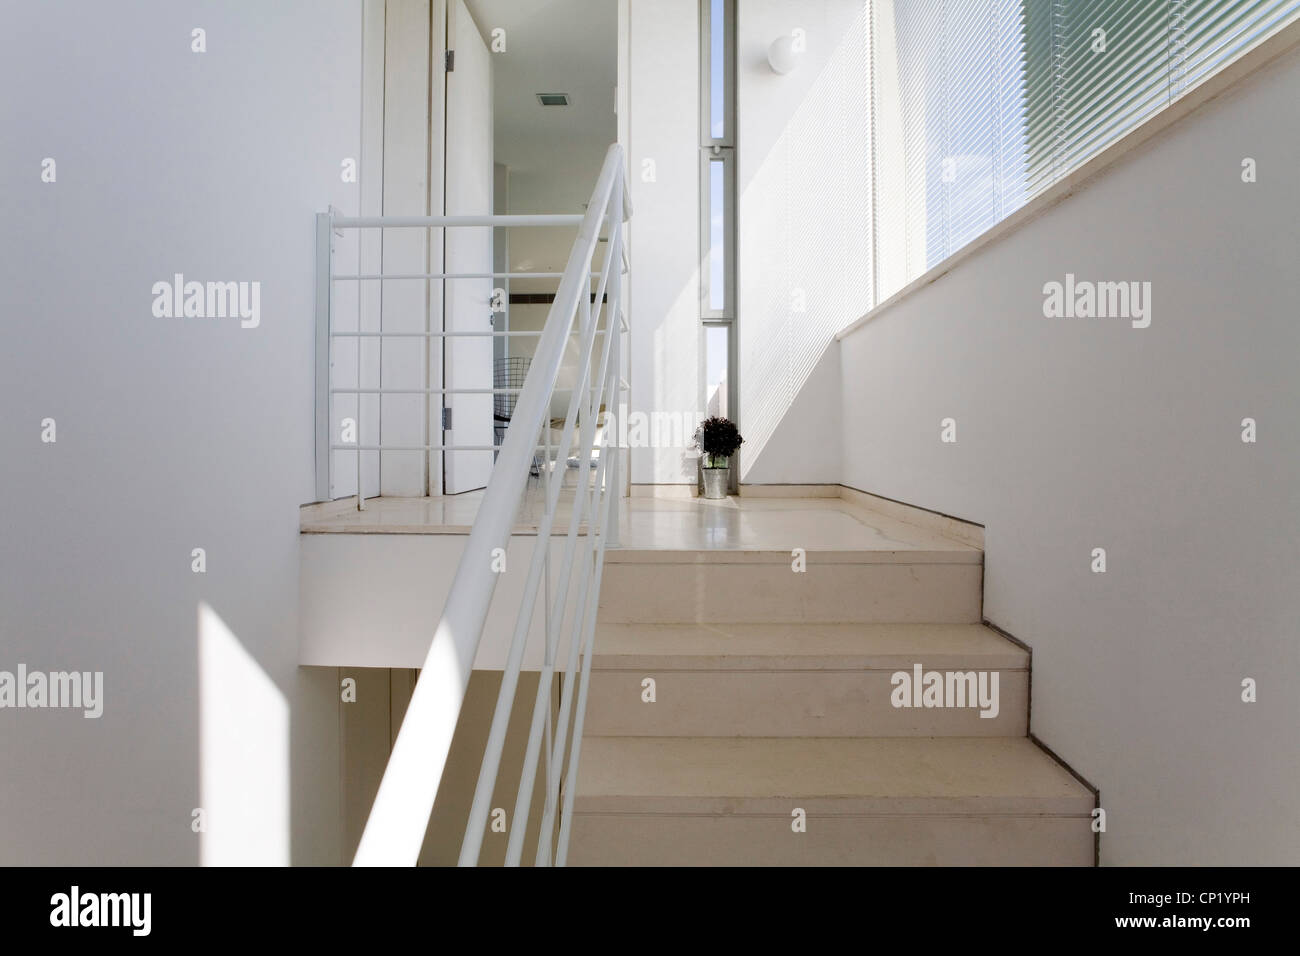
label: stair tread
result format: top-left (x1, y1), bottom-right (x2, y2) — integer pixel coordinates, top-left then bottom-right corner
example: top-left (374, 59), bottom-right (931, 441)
top-left (616, 496), bottom-right (982, 554)
top-left (606, 548), bottom-right (981, 564)
top-left (592, 623), bottom-right (1026, 670)
top-left (574, 737), bottom-right (1093, 815)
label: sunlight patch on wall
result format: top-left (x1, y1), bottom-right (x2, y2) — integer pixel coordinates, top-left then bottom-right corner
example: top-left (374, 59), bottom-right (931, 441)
top-left (198, 602), bottom-right (289, 866)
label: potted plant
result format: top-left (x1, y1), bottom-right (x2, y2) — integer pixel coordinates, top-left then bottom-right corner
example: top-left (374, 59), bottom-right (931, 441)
top-left (694, 416), bottom-right (744, 499)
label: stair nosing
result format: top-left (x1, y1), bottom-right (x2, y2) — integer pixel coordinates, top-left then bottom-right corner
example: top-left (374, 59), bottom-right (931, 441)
top-left (572, 737), bottom-right (1094, 816)
top-left (589, 623), bottom-right (1028, 670)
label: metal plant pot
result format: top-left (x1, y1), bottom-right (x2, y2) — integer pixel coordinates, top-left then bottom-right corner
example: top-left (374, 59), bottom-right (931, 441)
top-left (702, 465), bottom-right (729, 499)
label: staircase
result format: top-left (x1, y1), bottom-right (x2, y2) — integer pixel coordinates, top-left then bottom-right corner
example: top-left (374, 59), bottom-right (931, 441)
top-left (566, 509), bottom-right (1096, 866)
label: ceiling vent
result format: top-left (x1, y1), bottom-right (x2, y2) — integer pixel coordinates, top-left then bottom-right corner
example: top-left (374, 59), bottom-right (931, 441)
top-left (536, 93), bottom-right (570, 106)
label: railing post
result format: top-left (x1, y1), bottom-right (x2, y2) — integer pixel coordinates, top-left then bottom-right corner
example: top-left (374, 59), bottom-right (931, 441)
top-left (314, 211), bottom-right (333, 502)
top-left (607, 189), bottom-right (624, 550)
top-left (353, 145), bottom-right (628, 868)
top-left (531, 183), bottom-right (626, 866)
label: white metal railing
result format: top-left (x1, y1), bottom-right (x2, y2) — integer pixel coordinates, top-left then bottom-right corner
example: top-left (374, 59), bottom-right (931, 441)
top-left (328, 144), bottom-right (630, 866)
top-left (315, 205), bottom-right (621, 501)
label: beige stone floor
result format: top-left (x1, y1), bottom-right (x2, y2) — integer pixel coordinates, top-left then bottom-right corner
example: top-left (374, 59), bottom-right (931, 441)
top-left (300, 479), bottom-right (976, 554)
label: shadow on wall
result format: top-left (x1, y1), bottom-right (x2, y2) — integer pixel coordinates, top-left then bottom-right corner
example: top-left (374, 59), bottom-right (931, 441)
top-left (742, 341), bottom-right (842, 484)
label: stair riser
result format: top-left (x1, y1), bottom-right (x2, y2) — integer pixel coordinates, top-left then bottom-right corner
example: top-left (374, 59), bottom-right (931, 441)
top-left (599, 562), bottom-right (982, 624)
top-left (584, 669), bottom-right (1027, 736)
top-left (568, 814), bottom-right (1093, 866)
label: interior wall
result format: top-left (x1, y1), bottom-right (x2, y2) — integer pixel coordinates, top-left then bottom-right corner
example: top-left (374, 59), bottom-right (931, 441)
top-left (624, 0), bottom-right (702, 484)
top-left (421, 669), bottom-right (560, 866)
top-left (443, 0), bottom-right (496, 495)
top-left (620, 0), bottom-right (865, 486)
top-left (341, 668), bottom-right (407, 859)
top-left (735, 0), bottom-right (870, 484)
top-left (379, 0), bottom-right (447, 496)
top-left (742, 343), bottom-right (842, 484)
top-left (493, 163), bottom-right (510, 368)
top-left (502, 303), bottom-right (549, 362)
top-left (839, 43), bottom-right (1300, 864)
top-left (472, 0), bottom-right (618, 297)
top-left (300, 533), bottom-right (575, 671)
top-left (0, 0), bottom-right (360, 864)
top-left (331, 0), bottom-right (386, 501)
top-left (500, 301), bottom-right (609, 422)
top-left (340, 667), bottom-right (559, 865)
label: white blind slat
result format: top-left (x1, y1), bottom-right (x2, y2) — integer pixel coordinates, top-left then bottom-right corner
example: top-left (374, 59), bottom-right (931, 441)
top-left (875, 0), bottom-right (1298, 304)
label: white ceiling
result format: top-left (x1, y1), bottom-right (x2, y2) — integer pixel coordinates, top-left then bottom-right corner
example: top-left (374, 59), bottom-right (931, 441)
top-left (462, 1), bottom-right (617, 288)
top-left (463, 0), bottom-right (617, 217)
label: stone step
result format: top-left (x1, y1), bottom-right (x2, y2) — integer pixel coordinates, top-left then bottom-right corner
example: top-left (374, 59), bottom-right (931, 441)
top-left (584, 623), bottom-right (1026, 736)
top-left (567, 736), bottom-right (1094, 866)
top-left (599, 549), bottom-right (983, 624)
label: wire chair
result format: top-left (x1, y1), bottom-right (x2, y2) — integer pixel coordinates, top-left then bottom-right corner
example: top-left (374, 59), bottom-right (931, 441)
top-left (494, 356), bottom-right (539, 474)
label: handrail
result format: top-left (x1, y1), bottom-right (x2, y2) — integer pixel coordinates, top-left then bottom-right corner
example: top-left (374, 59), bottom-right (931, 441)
top-left (332, 213), bottom-right (584, 228)
top-left (350, 144), bottom-right (628, 866)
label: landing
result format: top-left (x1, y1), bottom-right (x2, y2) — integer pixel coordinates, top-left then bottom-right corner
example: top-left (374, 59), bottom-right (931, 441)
top-left (299, 486), bottom-right (979, 556)
top-left (619, 496), bottom-right (975, 554)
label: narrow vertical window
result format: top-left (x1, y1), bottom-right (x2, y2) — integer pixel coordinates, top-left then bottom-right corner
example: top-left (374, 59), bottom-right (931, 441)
top-left (700, 0), bottom-right (735, 317)
top-left (709, 0), bottom-right (726, 139)
top-left (704, 325), bottom-right (729, 419)
top-left (708, 158), bottom-right (726, 312)
top-left (700, 0), bottom-right (737, 489)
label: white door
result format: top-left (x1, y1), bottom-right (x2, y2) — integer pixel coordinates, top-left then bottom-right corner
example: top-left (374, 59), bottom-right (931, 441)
top-left (443, 0), bottom-right (495, 494)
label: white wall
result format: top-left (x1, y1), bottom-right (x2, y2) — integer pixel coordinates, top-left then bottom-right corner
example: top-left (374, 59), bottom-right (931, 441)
top-left (505, 301), bottom-right (609, 422)
top-left (619, 0), bottom-right (865, 486)
top-left (379, 0), bottom-right (444, 497)
top-left (624, 0), bottom-right (702, 484)
top-left (300, 534), bottom-right (574, 671)
top-left (736, 0), bottom-right (868, 484)
top-left (0, 0), bottom-right (361, 864)
top-left (839, 44), bottom-right (1300, 864)
top-left (331, 0), bottom-right (385, 501)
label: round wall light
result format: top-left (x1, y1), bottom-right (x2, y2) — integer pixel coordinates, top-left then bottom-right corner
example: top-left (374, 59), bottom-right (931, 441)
top-left (767, 34), bottom-right (802, 74)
